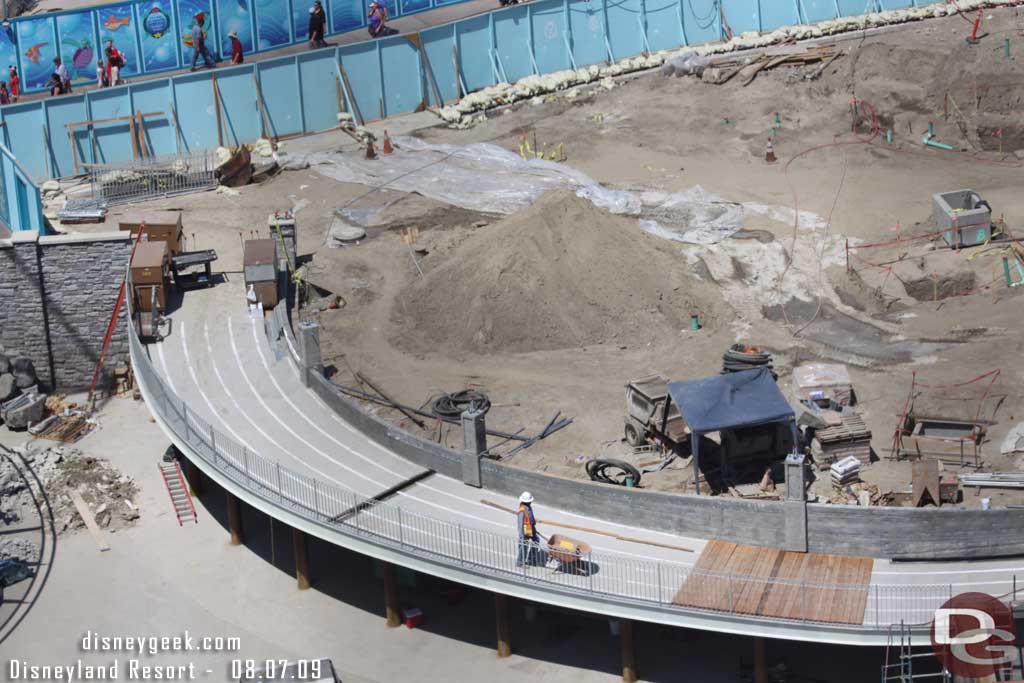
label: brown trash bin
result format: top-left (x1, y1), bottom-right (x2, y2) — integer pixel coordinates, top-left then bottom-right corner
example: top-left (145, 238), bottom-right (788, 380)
top-left (243, 238), bottom-right (279, 309)
top-left (131, 241), bottom-right (170, 312)
top-left (120, 211), bottom-right (184, 255)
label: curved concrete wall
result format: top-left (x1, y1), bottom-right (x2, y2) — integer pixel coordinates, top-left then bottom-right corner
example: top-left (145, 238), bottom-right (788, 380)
top-left (292, 307), bottom-right (1024, 561)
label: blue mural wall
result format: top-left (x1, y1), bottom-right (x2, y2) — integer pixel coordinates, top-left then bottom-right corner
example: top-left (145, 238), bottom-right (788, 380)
top-left (255, 0), bottom-right (292, 49)
top-left (0, 0), bottom-right (927, 233)
top-left (0, 0), bottom-right (457, 95)
top-left (138, 0), bottom-right (180, 72)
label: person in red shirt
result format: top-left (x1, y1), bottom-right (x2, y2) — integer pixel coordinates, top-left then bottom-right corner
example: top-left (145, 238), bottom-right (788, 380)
top-left (228, 31), bottom-right (243, 64)
top-left (8, 66), bottom-right (19, 102)
top-left (105, 41), bottom-right (125, 85)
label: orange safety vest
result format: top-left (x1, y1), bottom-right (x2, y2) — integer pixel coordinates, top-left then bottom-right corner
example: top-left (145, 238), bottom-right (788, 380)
top-left (519, 503), bottom-right (535, 538)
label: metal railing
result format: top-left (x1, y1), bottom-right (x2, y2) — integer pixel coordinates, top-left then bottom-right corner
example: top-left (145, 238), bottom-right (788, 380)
top-left (90, 151), bottom-right (218, 206)
top-left (129, 321), bottom-right (955, 630)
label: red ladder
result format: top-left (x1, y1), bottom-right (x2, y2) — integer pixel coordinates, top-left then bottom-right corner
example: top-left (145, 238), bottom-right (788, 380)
top-left (159, 461), bottom-right (198, 525)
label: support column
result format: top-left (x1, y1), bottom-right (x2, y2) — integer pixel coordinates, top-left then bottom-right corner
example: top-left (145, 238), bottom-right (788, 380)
top-left (226, 491), bottom-right (243, 546)
top-left (297, 321), bottom-right (323, 387)
top-left (620, 619), bottom-right (637, 683)
top-left (293, 528), bottom-right (310, 590)
top-left (783, 452), bottom-right (808, 553)
top-left (383, 562), bottom-right (401, 628)
top-left (495, 593), bottom-right (512, 658)
top-left (184, 459), bottom-right (203, 497)
top-left (461, 408), bottom-right (486, 488)
top-left (754, 637), bottom-right (768, 683)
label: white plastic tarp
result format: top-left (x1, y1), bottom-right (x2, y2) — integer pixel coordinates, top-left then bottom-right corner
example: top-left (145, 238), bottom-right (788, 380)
top-left (307, 137), bottom-right (748, 244)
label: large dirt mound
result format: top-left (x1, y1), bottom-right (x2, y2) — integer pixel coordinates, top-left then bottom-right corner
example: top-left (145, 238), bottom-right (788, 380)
top-left (391, 191), bottom-right (723, 354)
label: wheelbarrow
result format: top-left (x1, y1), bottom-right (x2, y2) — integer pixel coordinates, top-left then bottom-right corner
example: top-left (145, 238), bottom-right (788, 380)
top-left (546, 534), bottom-right (592, 574)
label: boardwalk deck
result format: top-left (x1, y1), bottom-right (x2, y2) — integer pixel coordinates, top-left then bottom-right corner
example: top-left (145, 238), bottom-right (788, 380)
top-left (673, 540), bottom-right (873, 625)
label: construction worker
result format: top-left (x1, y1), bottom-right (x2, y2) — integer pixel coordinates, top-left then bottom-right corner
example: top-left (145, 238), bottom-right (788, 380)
top-left (516, 492), bottom-right (541, 567)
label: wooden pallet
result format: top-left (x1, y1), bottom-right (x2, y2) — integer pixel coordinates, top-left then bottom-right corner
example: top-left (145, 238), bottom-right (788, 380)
top-left (673, 540), bottom-right (873, 625)
top-left (32, 415), bottom-right (93, 443)
top-left (815, 439), bottom-right (872, 467)
top-left (816, 414), bottom-right (871, 444)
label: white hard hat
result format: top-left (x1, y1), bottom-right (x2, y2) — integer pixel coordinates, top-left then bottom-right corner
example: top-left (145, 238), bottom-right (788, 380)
top-left (519, 491), bottom-right (534, 504)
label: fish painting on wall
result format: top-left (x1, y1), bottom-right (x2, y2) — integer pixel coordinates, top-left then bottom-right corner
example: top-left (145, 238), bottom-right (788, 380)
top-left (97, 4), bottom-right (141, 77)
top-left (15, 17), bottom-right (57, 91)
top-left (57, 12), bottom-right (98, 82)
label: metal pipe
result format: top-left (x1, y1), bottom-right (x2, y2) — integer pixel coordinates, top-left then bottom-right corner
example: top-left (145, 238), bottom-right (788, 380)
top-left (922, 133), bottom-right (953, 150)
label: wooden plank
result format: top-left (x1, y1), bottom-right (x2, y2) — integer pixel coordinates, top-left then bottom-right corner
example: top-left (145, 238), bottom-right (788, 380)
top-left (252, 73), bottom-right (272, 140)
top-left (170, 102), bottom-right (183, 154)
top-left (413, 32), bottom-right (444, 108)
top-left (735, 545), bottom-right (774, 614)
top-left (69, 490), bottom-right (110, 552)
top-left (68, 127), bottom-right (80, 175)
top-left (338, 63), bottom-right (363, 127)
top-left (760, 551), bottom-right (801, 617)
top-left (65, 112), bottom-right (164, 130)
top-left (212, 74), bottom-right (224, 148)
top-left (478, 499), bottom-right (693, 553)
top-left (749, 549), bottom-right (787, 616)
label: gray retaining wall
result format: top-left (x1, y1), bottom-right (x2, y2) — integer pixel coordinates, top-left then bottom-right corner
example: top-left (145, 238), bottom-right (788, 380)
top-left (0, 231), bottom-right (131, 390)
top-left (281, 307), bottom-right (1024, 560)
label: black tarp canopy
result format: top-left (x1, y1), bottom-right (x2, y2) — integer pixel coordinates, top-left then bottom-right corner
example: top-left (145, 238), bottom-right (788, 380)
top-left (666, 367), bottom-right (796, 494)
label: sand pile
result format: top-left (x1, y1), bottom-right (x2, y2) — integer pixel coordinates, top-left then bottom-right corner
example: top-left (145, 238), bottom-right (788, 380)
top-left (392, 191), bottom-right (724, 354)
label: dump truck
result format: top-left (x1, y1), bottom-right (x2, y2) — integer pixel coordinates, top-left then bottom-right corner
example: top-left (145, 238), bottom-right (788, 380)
top-left (624, 374), bottom-right (689, 449)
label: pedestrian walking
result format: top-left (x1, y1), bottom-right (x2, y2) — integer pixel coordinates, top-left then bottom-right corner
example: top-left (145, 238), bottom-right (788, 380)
top-left (515, 492), bottom-right (543, 567)
top-left (367, 0), bottom-right (390, 37)
top-left (53, 57), bottom-right (71, 94)
top-left (9, 66), bottom-right (20, 102)
top-left (228, 31), bottom-right (244, 64)
top-left (105, 41), bottom-right (125, 85)
top-left (47, 72), bottom-right (63, 97)
top-left (189, 12), bottom-right (215, 71)
top-left (308, 0), bottom-right (327, 48)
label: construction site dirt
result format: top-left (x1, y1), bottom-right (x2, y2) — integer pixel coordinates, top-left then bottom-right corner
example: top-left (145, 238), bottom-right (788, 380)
top-left (53, 6), bottom-right (1024, 510)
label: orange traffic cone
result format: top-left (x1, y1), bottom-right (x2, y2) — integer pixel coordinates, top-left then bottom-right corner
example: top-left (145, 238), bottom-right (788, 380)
top-left (382, 130), bottom-right (393, 155)
top-left (365, 140), bottom-right (377, 160)
top-left (765, 139), bottom-right (776, 164)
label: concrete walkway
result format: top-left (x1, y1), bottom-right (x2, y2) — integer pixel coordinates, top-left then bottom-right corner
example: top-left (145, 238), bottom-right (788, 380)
top-left (0, 399), bottom-right (882, 682)
top-left (150, 255), bottom-right (1024, 636)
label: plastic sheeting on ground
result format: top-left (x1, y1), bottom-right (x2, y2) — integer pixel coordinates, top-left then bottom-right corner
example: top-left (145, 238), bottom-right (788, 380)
top-left (308, 138), bottom-right (754, 244)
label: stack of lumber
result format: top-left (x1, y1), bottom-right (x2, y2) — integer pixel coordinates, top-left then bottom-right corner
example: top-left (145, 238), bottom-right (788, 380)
top-left (705, 44), bottom-right (841, 86)
top-left (813, 413), bottom-right (872, 466)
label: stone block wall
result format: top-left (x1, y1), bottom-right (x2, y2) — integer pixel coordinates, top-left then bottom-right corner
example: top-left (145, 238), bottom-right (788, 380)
top-left (0, 232), bottom-right (131, 391)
